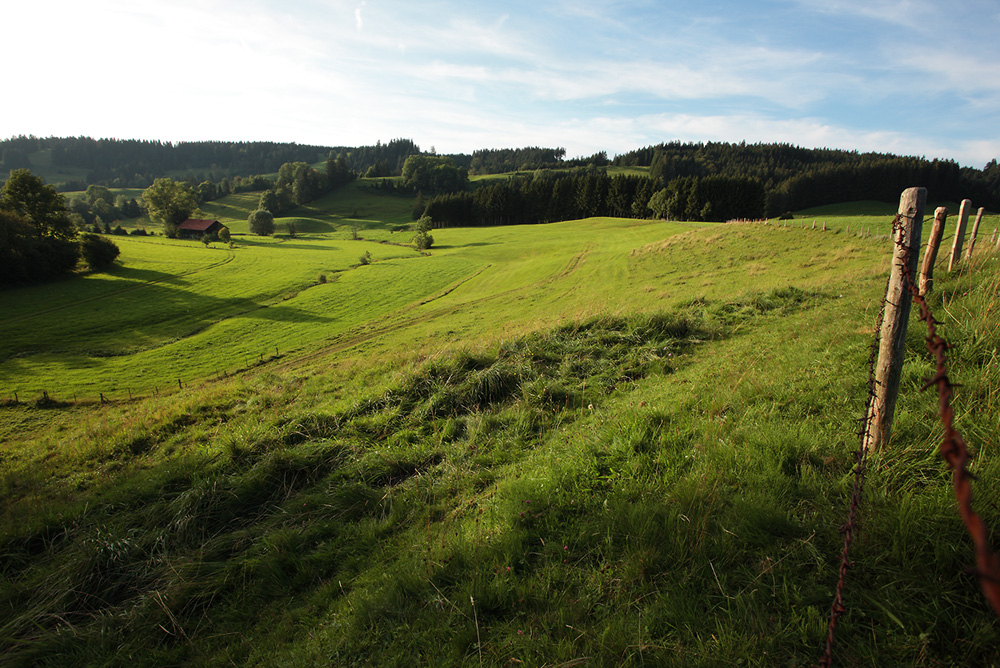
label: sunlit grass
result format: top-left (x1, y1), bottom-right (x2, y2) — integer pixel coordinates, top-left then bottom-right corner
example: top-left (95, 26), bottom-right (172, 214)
top-left (1, 197), bottom-right (998, 667)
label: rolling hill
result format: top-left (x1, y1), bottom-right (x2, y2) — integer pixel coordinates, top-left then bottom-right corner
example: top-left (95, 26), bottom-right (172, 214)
top-left (1, 184), bottom-right (998, 667)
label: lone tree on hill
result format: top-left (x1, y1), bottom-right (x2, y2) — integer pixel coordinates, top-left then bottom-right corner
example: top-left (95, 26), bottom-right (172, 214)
top-left (142, 178), bottom-right (197, 238)
top-left (412, 215), bottom-right (434, 250)
top-left (248, 209), bottom-right (275, 235)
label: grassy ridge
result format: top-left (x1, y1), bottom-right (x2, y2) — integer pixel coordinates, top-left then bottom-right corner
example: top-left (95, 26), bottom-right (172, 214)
top-left (1, 197), bottom-right (999, 666)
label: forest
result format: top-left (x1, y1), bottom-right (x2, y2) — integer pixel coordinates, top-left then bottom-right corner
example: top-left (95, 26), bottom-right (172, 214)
top-left (2, 135), bottom-right (1000, 226)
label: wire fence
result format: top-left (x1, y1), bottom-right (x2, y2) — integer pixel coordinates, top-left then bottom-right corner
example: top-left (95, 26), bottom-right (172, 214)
top-left (819, 210), bottom-right (1000, 667)
top-left (1, 346), bottom-right (283, 408)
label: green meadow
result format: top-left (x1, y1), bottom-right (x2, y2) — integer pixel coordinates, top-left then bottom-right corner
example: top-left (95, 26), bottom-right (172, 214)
top-left (1, 187), bottom-right (999, 667)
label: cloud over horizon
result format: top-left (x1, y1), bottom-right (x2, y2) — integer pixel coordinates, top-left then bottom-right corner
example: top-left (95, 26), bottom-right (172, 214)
top-left (1, 0), bottom-right (997, 167)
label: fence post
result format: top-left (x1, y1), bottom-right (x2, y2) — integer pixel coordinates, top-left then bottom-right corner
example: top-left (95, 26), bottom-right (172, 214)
top-left (864, 187), bottom-right (926, 452)
top-left (948, 199), bottom-right (972, 272)
top-left (965, 207), bottom-right (985, 260)
top-left (919, 206), bottom-right (948, 295)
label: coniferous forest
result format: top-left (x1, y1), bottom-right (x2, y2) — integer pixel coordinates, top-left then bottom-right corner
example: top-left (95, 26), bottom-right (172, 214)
top-left (2, 135), bottom-right (999, 225)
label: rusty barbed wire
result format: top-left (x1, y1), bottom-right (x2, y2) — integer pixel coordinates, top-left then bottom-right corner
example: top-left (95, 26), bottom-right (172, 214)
top-left (893, 214), bottom-right (1000, 616)
top-left (818, 218), bottom-right (898, 668)
top-left (821, 212), bottom-right (1000, 667)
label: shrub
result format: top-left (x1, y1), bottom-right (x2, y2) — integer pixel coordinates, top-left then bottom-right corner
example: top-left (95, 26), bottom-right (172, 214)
top-left (80, 233), bottom-right (120, 272)
top-left (218, 226), bottom-right (231, 243)
top-left (248, 209), bottom-right (275, 236)
top-left (317, 273), bottom-right (328, 284)
top-left (413, 231), bottom-right (433, 250)
top-left (359, 251), bottom-right (372, 265)
top-left (778, 211), bottom-right (794, 220)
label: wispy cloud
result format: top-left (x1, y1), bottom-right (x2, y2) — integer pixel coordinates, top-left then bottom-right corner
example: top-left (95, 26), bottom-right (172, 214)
top-left (1, 0), bottom-right (996, 166)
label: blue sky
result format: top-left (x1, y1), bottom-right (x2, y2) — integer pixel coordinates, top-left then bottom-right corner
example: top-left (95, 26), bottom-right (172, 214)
top-left (4, 0), bottom-right (999, 167)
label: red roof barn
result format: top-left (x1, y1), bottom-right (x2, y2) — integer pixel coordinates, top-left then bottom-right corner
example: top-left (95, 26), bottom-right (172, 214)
top-left (176, 219), bottom-right (226, 239)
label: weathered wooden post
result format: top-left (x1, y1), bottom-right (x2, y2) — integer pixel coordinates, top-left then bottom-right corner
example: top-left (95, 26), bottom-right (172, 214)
top-left (864, 187), bottom-right (926, 452)
top-left (919, 207), bottom-right (948, 295)
top-left (948, 199), bottom-right (972, 272)
top-left (965, 207), bottom-right (985, 260)
top-left (992, 227), bottom-right (998, 245)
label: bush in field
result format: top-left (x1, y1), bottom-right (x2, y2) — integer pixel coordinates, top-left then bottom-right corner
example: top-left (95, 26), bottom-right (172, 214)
top-left (80, 233), bottom-right (120, 271)
top-left (218, 226), bottom-right (231, 243)
top-left (248, 209), bottom-right (275, 236)
top-left (412, 215), bottom-right (434, 250)
top-left (413, 232), bottom-right (433, 250)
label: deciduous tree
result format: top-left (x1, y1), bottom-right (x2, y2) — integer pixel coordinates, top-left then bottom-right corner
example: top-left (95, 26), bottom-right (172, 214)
top-left (248, 209), bottom-right (275, 235)
top-left (141, 178), bottom-right (197, 238)
top-left (0, 169), bottom-right (76, 239)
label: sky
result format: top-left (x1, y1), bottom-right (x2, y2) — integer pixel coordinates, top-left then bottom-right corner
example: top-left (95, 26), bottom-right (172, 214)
top-left (3, 0), bottom-right (999, 167)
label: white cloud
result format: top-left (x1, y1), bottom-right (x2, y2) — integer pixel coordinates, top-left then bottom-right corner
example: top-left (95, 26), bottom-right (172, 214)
top-left (1, 0), bottom-right (997, 168)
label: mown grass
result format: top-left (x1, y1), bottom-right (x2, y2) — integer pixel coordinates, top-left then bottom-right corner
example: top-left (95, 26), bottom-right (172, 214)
top-left (1, 197), bottom-right (999, 667)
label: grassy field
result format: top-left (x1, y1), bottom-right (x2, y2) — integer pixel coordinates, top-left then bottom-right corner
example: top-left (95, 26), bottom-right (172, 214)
top-left (1, 190), bottom-right (999, 667)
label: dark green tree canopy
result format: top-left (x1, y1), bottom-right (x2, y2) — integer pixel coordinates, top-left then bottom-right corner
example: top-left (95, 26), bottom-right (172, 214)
top-left (80, 233), bottom-right (120, 271)
top-left (0, 169), bottom-right (75, 239)
top-left (0, 208), bottom-right (80, 286)
top-left (401, 155), bottom-right (468, 195)
top-left (248, 209), bottom-right (275, 236)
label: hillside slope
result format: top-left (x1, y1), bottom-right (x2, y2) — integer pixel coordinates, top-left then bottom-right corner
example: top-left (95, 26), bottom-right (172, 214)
top-left (1, 210), bottom-right (998, 667)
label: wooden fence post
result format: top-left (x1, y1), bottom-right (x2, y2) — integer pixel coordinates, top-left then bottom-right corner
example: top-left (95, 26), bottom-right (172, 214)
top-left (919, 206), bottom-right (948, 295)
top-left (965, 207), bottom-right (985, 260)
top-left (864, 187), bottom-right (926, 452)
top-left (948, 199), bottom-right (972, 272)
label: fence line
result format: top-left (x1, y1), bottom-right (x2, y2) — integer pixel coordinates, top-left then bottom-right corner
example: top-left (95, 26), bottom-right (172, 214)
top-left (2, 347), bottom-right (284, 408)
top-left (821, 198), bottom-right (1000, 667)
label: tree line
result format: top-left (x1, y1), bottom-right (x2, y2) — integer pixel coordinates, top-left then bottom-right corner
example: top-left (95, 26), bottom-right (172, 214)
top-left (0, 136), bottom-right (334, 189)
top-left (614, 141), bottom-right (1000, 215)
top-left (417, 169), bottom-right (769, 227)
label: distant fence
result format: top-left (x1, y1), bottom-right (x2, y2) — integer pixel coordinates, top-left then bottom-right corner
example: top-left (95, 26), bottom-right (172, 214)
top-left (1, 346), bottom-right (284, 408)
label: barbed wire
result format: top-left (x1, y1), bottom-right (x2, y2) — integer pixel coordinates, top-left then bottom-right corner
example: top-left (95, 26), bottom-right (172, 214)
top-left (821, 212), bottom-right (1000, 667)
top-left (893, 214), bottom-right (1000, 616)
top-left (818, 218), bottom-right (896, 668)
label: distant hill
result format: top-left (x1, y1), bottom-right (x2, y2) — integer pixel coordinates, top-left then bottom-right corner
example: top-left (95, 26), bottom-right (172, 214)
top-left (614, 141), bottom-right (1000, 215)
top-left (3, 135), bottom-right (998, 216)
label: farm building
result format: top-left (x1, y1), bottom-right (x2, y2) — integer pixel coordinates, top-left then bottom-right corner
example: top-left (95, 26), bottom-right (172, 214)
top-left (176, 219), bottom-right (226, 240)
